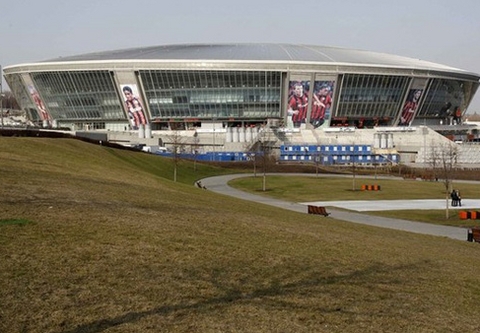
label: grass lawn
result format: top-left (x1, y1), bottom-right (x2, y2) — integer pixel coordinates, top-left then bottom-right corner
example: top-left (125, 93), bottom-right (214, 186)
top-left (2, 137), bottom-right (480, 332)
top-left (229, 175), bottom-right (480, 227)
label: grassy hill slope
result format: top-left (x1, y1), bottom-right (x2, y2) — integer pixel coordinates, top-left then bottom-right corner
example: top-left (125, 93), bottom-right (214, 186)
top-left (1, 137), bottom-right (480, 333)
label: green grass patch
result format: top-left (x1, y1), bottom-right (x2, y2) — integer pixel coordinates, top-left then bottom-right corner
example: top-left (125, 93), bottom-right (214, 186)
top-left (0, 218), bottom-right (32, 226)
top-left (368, 209), bottom-right (480, 228)
top-left (229, 175), bottom-right (479, 201)
top-left (229, 175), bottom-right (480, 226)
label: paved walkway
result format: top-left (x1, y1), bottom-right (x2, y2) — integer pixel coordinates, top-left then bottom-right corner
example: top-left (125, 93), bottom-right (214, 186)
top-left (199, 173), bottom-right (477, 241)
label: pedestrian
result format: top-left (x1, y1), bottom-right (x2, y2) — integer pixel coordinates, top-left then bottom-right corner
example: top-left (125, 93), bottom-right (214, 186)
top-left (451, 190), bottom-right (458, 207)
top-left (456, 190), bottom-right (462, 207)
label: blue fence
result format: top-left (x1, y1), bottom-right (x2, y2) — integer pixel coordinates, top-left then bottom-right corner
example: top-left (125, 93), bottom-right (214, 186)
top-left (280, 144), bottom-right (399, 165)
top-left (155, 151), bottom-right (254, 162)
top-left (153, 144), bottom-right (399, 165)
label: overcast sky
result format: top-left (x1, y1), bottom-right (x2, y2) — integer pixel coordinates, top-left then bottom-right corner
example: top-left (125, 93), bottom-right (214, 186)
top-left (1, 0), bottom-right (479, 113)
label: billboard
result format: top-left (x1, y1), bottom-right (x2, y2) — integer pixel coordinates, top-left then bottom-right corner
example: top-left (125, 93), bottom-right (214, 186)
top-left (310, 80), bottom-right (334, 128)
top-left (287, 80), bottom-right (310, 128)
top-left (28, 85), bottom-right (51, 125)
top-left (287, 78), bottom-right (335, 129)
top-left (399, 89), bottom-right (423, 126)
top-left (121, 84), bottom-right (148, 130)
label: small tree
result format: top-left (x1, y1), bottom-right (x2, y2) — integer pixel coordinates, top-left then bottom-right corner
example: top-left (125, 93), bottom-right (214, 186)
top-left (166, 129), bottom-right (186, 182)
top-left (243, 137), bottom-right (258, 178)
top-left (258, 125), bottom-right (275, 191)
top-left (315, 152), bottom-right (322, 177)
top-left (192, 131), bottom-right (200, 172)
top-left (429, 142), bottom-right (459, 219)
top-left (349, 143), bottom-right (358, 191)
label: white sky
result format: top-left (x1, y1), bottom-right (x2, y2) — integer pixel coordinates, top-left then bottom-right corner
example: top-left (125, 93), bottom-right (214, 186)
top-left (1, 0), bottom-right (479, 113)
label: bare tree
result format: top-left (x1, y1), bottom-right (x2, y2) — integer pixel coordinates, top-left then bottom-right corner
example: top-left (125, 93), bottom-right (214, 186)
top-left (349, 143), bottom-right (358, 191)
top-left (242, 135), bottom-right (258, 177)
top-left (314, 152), bottom-right (322, 177)
top-left (258, 125), bottom-right (276, 191)
top-left (165, 129), bottom-right (186, 182)
top-left (0, 91), bottom-right (20, 110)
top-left (428, 142), bottom-right (459, 219)
top-left (191, 131), bottom-right (200, 172)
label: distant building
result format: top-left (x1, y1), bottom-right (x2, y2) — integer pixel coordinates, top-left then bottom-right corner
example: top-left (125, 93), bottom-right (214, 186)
top-left (4, 43), bottom-right (480, 166)
top-left (3, 43), bottom-right (479, 131)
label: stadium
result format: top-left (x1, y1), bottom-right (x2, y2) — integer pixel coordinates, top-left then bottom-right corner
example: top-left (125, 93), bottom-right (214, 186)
top-left (3, 43), bottom-right (480, 165)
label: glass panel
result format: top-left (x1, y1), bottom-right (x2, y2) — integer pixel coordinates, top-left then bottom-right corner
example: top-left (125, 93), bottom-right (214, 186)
top-left (140, 70), bottom-right (282, 120)
top-left (4, 73), bottom-right (42, 122)
top-left (31, 71), bottom-right (123, 120)
top-left (336, 74), bottom-right (409, 123)
top-left (418, 78), bottom-right (476, 118)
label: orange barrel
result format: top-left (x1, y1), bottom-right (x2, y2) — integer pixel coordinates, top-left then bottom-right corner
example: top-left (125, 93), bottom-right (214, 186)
top-left (361, 185), bottom-right (366, 191)
top-left (470, 211), bottom-right (477, 220)
top-left (459, 211), bottom-right (468, 220)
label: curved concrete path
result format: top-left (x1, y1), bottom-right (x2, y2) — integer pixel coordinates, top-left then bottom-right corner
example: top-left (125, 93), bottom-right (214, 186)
top-left (200, 173), bottom-right (471, 241)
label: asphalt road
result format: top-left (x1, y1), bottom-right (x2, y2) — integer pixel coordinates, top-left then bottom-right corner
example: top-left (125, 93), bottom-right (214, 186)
top-left (199, 173), bottom-right (477, 242)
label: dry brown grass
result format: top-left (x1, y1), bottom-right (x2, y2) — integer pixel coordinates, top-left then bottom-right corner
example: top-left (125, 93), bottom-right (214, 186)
top-left (2, 137), bottom-right (480, 332)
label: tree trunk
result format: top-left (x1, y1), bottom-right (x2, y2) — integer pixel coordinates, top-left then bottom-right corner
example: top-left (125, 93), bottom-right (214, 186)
top-left (445, 193), bottom-right (449, 219)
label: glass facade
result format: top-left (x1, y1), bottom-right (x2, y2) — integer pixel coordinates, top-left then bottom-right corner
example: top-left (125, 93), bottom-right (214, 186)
top-left (335, 74), bottom-right (410, 122)
top-left (30, 71), bottom-right (124, 121)
top-left (138, 70), bottom-right (282, 120)
top-left (4, 64), bottom-right (478, 130)
top-left (417, 78), bottom-right (477, 118)
top-left (4, 73), bottom-right (41, 122)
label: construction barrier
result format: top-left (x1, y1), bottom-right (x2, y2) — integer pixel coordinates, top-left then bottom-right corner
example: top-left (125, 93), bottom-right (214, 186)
top-left (459, 211), bottom-right (480, 220)
top-left (361, 184), bottom-right (381, 191)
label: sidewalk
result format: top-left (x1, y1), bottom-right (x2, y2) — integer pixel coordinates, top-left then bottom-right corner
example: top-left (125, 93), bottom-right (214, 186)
top-left (200, 173), bottom-right (472, 241)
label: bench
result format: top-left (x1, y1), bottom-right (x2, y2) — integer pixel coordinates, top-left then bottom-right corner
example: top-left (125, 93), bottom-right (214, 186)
top-left (467, 227), bottom-right (480, 243)
top-left (307, 205), bottom-right (331, 217)
top-left (195, 181), bottom-right (207, 190)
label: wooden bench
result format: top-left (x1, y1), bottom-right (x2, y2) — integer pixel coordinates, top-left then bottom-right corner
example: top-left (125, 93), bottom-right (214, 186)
top-left (195, 181), bottom-right (207, 190)
top-left (307, 205), bottom-right (331, 217)
top-left (468, 227), bottom-right (480, 243)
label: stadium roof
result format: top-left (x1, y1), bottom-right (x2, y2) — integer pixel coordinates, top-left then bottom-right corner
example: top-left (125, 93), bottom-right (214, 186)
top-left (42, 43), bottom-right (471, 74)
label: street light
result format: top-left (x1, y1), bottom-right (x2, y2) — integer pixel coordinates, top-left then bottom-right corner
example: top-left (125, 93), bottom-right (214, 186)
top-left (250, 152), bottom-right (257, 177)
top-left (212, 117), bottom-right (217, 161)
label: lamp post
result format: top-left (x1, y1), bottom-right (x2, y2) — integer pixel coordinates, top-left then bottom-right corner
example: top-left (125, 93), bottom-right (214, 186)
top-left (212, 117), bottom-right (216, 161)
top-left (315, 154), bottom-right (321, 177)
top-left (250, 153), bottom-right (257, 177)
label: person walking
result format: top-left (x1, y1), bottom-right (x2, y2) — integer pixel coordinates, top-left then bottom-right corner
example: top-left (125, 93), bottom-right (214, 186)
top-left (456, 190), bottom-right (462, 207)
top-left (451, 190), bottom-right (458, 207)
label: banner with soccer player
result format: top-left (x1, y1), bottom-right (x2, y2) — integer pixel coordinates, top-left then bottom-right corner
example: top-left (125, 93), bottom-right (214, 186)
top-left (120, 84), bottom-right (148, 130)
top-left (310, 80), bottom-right (335, 128)
top-left (28, 85), bottom-right (52, 125)
top-left (287, 79), bottom-right (310, 128)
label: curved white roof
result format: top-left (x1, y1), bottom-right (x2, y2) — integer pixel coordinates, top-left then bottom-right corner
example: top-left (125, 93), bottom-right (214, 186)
top-left (4, 43), bottom-right (478, 81)
top-left (40, 43), bottom-right (469, 73)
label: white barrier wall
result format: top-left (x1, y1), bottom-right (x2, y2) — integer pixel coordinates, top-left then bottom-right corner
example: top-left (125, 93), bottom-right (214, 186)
top-left (138, 124), bottom-right (145, 138)
top-left (145, 124), bottom-right (152, 138)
